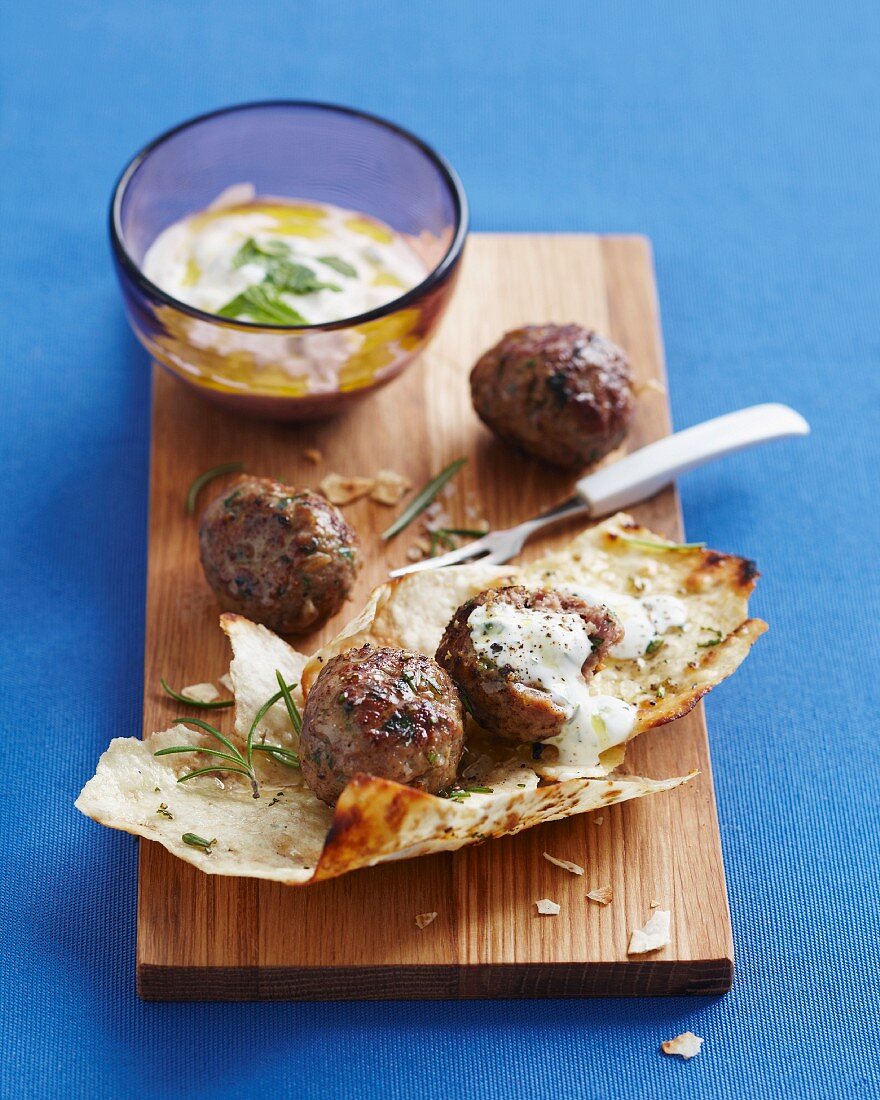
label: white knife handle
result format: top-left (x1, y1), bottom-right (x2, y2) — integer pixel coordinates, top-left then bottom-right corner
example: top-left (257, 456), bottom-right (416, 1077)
top-left (576, 403), bottom-right (810, 515)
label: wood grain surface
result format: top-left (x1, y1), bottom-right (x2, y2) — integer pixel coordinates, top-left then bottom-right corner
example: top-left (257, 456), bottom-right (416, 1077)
top-left (137, 235), bottom-right (734, 1000)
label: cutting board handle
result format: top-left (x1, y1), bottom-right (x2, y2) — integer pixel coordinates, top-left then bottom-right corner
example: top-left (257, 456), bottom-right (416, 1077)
top-left (577, 403), bottom-right (810, 516)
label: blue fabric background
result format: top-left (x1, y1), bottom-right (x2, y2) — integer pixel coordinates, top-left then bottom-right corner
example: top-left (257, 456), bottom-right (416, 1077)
top-left (1, 2), bottom-right (878, 1097)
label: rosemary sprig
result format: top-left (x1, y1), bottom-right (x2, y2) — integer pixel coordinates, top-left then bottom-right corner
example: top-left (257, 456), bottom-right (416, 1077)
top-left (381, 458), bottom-right (467, 540)
top-left (617, 533), bottom-right (706, 553)
top-left (160, 677), bottom-right (233, 710)
top-left (154, 677), bottom-right (301, 798)
top-left (185, 462), bottom-right (245, 515)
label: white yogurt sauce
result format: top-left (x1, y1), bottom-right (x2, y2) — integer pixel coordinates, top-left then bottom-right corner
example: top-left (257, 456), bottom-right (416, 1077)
top-left (142, 195), bottom-right (427, 325)
top-left (468, 603), bottom-right (637, 769)
top-left (557, 586), bottom-right (688, 660)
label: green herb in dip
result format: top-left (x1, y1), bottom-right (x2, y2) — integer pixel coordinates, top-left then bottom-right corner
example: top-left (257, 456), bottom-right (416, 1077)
top-left (142, 196), bottom-right (427, 325)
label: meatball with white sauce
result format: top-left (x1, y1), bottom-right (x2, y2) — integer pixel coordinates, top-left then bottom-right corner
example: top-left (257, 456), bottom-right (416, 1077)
top-left (435, 586), bottom-right (623, 742)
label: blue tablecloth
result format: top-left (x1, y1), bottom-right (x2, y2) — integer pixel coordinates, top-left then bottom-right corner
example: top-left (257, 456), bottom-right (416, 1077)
top-left (2, 2), bottom-right (878, 1097)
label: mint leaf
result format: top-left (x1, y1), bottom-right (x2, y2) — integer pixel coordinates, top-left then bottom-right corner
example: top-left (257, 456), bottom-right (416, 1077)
top-left (231, 238), bottom-right (341, 295)
top-left (266, 261), bottom-right (341, 295)
top-left (232, 238), bottom-right (291, 268)
top-left (217, 285), bottom-right (307, 325)
top-left (318, 255), bottom-right (357, 278)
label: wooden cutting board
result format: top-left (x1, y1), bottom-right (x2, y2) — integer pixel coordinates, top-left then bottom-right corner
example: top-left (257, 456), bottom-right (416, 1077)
top-left (138, 234), bottom-right (734, 1000)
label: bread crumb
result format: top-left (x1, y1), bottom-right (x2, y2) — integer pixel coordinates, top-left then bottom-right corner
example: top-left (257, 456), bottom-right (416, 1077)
top-left (543, 852), bottom-right (584, 876)
top-left (180, 683), bottom-right (219, 703)
top-left (661, 1032), bottom-right (703, 1060)
top-left (415, 912), bottom-right (438, 929)
top-left (586, 885), bottom-right (613, 905)
top-left (649, 898), bottom-right (660, 908)
top-left (636, 378), bottom-right (667, 397)
top-left (535, 898), bottom-right (560, 915)
top-left (371, 469), bottom-right (412, 505)
top-left (627, 910), bottom-right (671, 954)
top-left (320, 474), bottom-right (375, 505)
top-left (218, 672), bottom-right (234, 693)
top-left (303, 448), bottom-right (322, 464)
top-left (593, 815), bottom-right (604, 826)
top-left (406, 546), bottom-right (424, 562)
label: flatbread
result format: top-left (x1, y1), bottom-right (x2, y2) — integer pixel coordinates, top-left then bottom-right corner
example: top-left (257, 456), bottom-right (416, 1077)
top-left (75, 513), bottom-right (764, 885)
top-left (304, 513), bottom-right (766, 778)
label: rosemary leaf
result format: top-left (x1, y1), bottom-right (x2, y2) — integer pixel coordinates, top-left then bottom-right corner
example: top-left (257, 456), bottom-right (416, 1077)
top-left (275, 669), bottom-right (302, 735)
top-left (160, 677), bottom-right (233, 709)
top-left (168, 716), bottom-right (244, 758)
top-left (185, 462), bottom-right (245, 516)
top-left (155, 746), bottom-right (248, 767)
top-left (382, 458), bottom-right (467, 540)
top-left (617, 534), bottom-right (705, 553)
top-left (178, 766), bottom-right (251, 784)
top-left (252, 745), bottom-right (300, 768)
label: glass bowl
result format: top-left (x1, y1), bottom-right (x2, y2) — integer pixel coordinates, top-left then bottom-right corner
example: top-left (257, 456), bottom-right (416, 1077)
top-left (110, 101), bottom-right (468, 420)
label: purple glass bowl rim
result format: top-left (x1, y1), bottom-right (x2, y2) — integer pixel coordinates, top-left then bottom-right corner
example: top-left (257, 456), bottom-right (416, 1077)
top-left (109, 99), bottom-right (469, 333)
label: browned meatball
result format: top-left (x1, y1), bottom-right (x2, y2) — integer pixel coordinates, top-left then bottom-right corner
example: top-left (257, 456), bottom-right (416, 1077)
top-left (300, 645), bottom-right (465, 804)
top-left (436, 586), bottom-right (623, 742)
top-left (199, 476), bottom-right (359, 634)
top-left (470, 324), bottom-right (635, 469)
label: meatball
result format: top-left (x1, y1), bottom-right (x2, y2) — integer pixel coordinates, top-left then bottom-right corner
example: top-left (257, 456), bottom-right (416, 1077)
top-left (300, 645), bottom-right (465, 804)
top-left (436, 586), bottom-right (622, 742)
top-left (470, 324), bottom-right (635, 470)
top-left (199, 476), bottom-right (359, 634)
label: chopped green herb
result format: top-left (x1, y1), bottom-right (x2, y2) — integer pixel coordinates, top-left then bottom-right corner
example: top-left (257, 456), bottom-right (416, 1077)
top-left (516, 783), bottom-right (527, 788)
top-left (458, 688), bottom-right (477, 719)
top-left (646, 638), bottom-right (665, 655)
top-left (442, 784), bottom-right (493, 800)
top-left (182, 833), bottom-right (216, 854)
top-left (655, 684), bottom-right (667, 700)
top-left (160, 677), bottom-right (233, 710)
top-left (185, 461), bottom-right (245, 515)
top-left (698, 628), bottom-right (723, 648)
top-left (217, 284), bottom-right (307, 325)
top-left (617, 534), bottom-right (706, 553)
top-left (317, 255), bottom-right (357, 278)
top-left (381, 458), bottom-right (468, 540)
top-left (426, 750), bottom-right (440, 766)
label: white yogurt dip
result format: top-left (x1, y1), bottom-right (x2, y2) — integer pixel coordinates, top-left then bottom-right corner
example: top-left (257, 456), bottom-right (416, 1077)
top-left (142, 195), bottom-right (427, 325)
